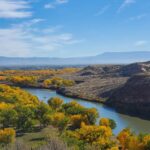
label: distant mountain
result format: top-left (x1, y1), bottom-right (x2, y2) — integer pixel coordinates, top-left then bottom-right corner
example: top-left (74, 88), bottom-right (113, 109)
top-left (0, 51), bottom-right (150, 66)
top-left (95, 51), bottom-right (150, 63)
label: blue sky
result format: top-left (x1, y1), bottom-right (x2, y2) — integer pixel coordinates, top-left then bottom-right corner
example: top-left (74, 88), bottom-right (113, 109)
top-left (0, 0), bottom-right (150, 57)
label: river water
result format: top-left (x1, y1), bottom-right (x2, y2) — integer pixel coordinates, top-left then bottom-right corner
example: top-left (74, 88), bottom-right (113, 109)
top-left (24, 88), bottom-right (150, 134)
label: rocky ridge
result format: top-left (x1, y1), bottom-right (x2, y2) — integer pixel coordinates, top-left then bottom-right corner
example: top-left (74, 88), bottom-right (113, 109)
top-left (106, 73), bottom-right (150, 119)
top-left (58, 61), bottom-right (150, 119)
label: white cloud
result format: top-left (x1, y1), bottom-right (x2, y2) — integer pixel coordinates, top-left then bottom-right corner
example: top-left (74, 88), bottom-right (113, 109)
top-left (129, 14), bottom-right (147, 21)
top-left (44, 3), bottom-right (55, 9)
top-left (0, 0), bottom-right (32, 18)
top-left (118, 0), bottom-right (135, 13)
top-left (12, 18), bottom-right (45, 29)
top-left (56, 0), bottom-right (69, 4)
top-left (95, 5), bottom-right (110, 16)
top-left (0, 19), bottom-right (81, 57)
top-left (135, 40), bottom-right (148, 47)
top-left (42, 25), bottom-right (63, 34)
top-left (44, 0), bottom-right (69, 9)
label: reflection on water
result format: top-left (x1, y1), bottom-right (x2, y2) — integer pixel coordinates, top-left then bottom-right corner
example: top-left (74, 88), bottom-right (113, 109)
top-left (24, 88), bottom-right (150, 134)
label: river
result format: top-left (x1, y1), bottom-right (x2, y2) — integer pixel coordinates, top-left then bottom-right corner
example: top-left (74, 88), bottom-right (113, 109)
top-left (24, 88), bottom-right (150, 134)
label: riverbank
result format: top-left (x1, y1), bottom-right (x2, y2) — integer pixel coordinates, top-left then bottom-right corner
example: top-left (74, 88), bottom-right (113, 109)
top-left (2, 81), bottom-right (150, 121)
top-left (0, 80), bottom-right (106, 103)
top-left (57, 88), bottom-right (105, 103)
top-left (24, 88), bottom-right (150, 134)
top-left (24, 85), bottom-right (150, 121)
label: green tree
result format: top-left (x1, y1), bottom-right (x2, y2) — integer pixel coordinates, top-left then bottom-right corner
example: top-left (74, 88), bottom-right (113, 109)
top-left (0, 109), bottom-right (18, 128)
top-left (42, 113), bottom-right (52, 126)
top-left (50, 112), bottom-right (69, 132)
top-left (36, 102), bottom-right (51, 127)
top-left (16, 106), bottom-right (35, 131)
top-left (109, 119), bottom-right (117, 130)
top-left (62, 101), bottom-right (85, 115)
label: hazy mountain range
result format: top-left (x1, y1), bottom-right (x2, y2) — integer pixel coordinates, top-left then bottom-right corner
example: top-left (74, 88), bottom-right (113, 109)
top-left (0, 51), bottom-right (150, 66)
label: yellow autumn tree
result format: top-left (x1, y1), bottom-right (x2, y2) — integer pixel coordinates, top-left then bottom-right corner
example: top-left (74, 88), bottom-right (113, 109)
top-left (50, 112), bottom-right (69, 131)
top-left (71, 123), bottom-right (112, 145)
top-left (127, 135), bottom-right (144, 150)
top-left (0, 84), bottom-right (39, 107)
top-left (99, 118), bottom-right (110, 127)
top-left (99, 118), bottom-right (116, 129)
top-left (0, 128), bottom-right (16, 144)
top-left (43, 77), bottom-right (75, 88)
top-left (8, 76), bottom-right (38, 86)
top-left (117, 128), bottom-right (132, 150)
top-left (143, 135), bottom-right (150, 150)
top-left (48, 97), bottom-right (64, 111)
top-left (70, 114), bottom-right (88, 129)
top-left (0, 102), bottom-right (13, 110)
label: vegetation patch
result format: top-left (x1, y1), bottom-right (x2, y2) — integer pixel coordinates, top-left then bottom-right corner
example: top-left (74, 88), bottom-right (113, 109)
top-left (0, 84), bottom-right (150, 150)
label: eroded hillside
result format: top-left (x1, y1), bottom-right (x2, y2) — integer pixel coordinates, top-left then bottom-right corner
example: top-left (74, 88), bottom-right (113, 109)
top-left (58, 61), bottom-right (150, 119)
